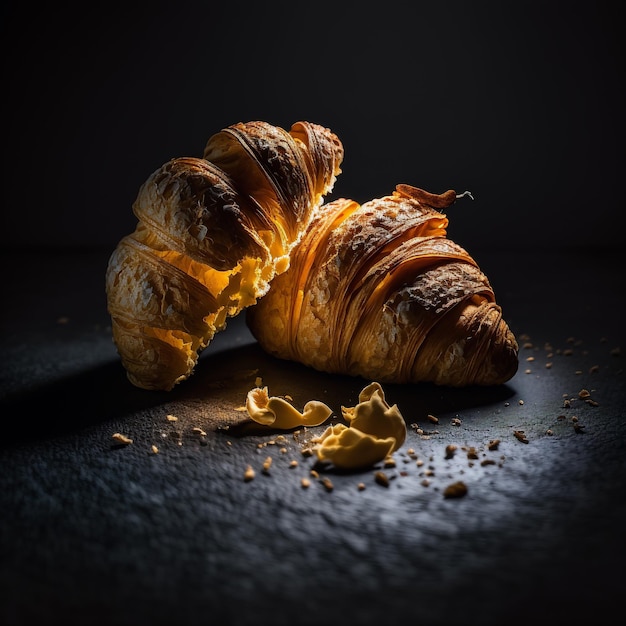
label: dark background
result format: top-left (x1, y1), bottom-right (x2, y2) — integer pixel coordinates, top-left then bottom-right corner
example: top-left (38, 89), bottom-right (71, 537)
top-left (2, 1), bottom-right (624, 254)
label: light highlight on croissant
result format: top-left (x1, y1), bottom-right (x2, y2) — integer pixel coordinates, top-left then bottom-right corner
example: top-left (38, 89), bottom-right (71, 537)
top-left (246, 184), bottom-right (519, 386)
top-left (105, 121), bottom-right (343, 390)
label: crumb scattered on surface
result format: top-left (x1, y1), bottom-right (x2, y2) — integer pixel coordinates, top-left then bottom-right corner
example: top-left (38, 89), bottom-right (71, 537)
top-left (514, 430), bottom-right (529, 444)
top-left (320, 476), bottom-right (334, 492)
top-left (374, 471), bottom-right (390, 487)
top-left (443, 481), bottom-right (467, 498)
top-left (112, 433), bottom-right (133, 445)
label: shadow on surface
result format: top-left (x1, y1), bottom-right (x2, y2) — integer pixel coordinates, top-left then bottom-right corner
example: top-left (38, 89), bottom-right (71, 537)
top-left (1, 336), bottom-right (516, 448)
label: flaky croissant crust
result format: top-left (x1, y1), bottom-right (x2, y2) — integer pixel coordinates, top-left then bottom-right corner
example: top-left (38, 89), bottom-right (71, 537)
top-left (106, 121), bottom-right (343, 390)
top-left (246, 184), bottom-right (519, 386)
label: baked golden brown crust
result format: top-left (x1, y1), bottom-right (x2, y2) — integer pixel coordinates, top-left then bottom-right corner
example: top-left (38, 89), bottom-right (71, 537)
top-left (246, 184), bottom-right (519, 386)
top-left (106, 121), bottom-right (343, 390)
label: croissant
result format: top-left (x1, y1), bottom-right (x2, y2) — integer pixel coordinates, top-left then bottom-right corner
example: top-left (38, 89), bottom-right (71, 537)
top-left (246, 184), bottom-right (519, 386)
top-left (105, 121), bottom-right (344, 390)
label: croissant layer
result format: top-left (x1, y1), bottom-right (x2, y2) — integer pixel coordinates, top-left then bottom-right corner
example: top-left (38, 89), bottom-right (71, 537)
top-left (106, 121), bottom-right (343, 390)
top-left (246, 185), bottom-right (519, 387)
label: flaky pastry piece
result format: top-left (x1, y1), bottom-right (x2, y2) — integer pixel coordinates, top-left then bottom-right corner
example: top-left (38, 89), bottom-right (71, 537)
top-left (246, 184), bottom-right (519, 386)
top-left (106, 121), bottom-right (343, 390)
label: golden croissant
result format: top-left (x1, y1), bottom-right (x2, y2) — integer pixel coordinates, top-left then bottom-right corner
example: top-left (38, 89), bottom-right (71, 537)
top-left (246, 184), bottom-right (519, 386)
top-left (106, 121), bottom-right (344, 390)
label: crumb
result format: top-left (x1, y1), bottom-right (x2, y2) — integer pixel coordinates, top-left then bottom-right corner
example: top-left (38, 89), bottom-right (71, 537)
top-left (514, 430), bottom-right (529, 444)
top-left (151, 445), bottom-right (159, 454)
top-left (445, 444), bottom-right (457, 459)
top-left (320, 476), bottom-right (334, 492)
top-left (443, 481), bottom-right (468, 498)
top-left (166, 414), bottom-right (178, 422)
top-left (112, 433), bottom-right (133, 445)
top-left (357, 482), bottom-right (366, 491)
top-left (467, 447), bottom-right (479, 460)
top-left (244, 465), bottom-right (255, 481)
top-left (300, 477), bottom-right (311, 489)
top-left (427, 414), bottom-right (439, 424)
top-left (374, 471), bottom-right (390, 487)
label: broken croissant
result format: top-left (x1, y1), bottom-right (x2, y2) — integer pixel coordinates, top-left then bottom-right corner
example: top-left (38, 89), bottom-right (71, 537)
top-left (246, 184), bottom-right (519, 386)
top-left (105, 121), bottom-right (343, 390)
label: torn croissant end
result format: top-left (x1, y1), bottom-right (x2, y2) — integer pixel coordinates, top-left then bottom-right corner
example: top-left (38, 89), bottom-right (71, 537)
top-left (245, 386), bottom-right (333, 429)
top-left (105, 121), bottom-right (343, 391)
top-left (313, 382), bottom-right (407, 470)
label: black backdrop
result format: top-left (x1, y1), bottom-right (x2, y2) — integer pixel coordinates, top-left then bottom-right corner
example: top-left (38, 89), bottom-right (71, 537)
top-left (2, 1), bottom-right (624, 253)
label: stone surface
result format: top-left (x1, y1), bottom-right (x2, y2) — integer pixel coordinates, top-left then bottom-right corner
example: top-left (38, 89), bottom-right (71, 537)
top-left (1, 248), bottom-right (624, 625)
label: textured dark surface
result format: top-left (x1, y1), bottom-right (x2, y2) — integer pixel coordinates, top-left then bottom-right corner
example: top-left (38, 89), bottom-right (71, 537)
top-left (1, 248), bottom-right (625, 626)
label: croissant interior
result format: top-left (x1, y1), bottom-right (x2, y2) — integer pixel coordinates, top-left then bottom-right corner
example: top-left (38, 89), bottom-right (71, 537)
top-left (105, 121), bottom-right (343, 390)
top-left (246, 184), bottom-right (519, 386)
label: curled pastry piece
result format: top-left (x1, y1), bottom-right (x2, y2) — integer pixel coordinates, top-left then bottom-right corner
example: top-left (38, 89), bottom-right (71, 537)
top-left (106, 121), bottom-right (343, 390)
top-left (247, 184), bottom-right (519, 386)
top-left (313, 424), bottom-right (397, 471)
top-left (313, 382), bottom-right (407, 470)
top-left (341, 382), bottom-right (406, 451)
top-left (246, 386), bottom-right (332, 429)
